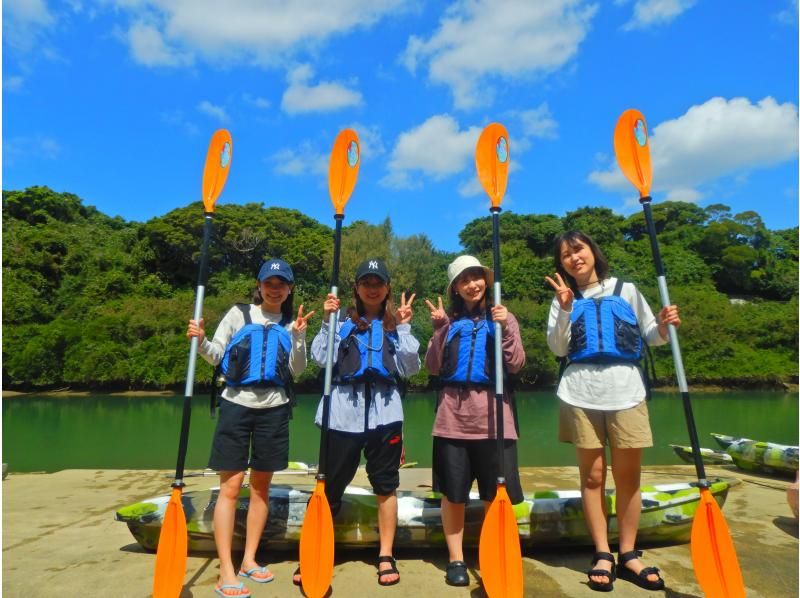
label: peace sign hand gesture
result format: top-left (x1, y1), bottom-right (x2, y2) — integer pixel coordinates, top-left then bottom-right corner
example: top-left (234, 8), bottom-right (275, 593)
top-left (425, 296), bottom-right (448, 329)
top-left (544, 273), bottom-right (575, 311)
top-left (396, 292), bottom-right (416, 325)
top-left (294, 304), bottom-right (316, 332)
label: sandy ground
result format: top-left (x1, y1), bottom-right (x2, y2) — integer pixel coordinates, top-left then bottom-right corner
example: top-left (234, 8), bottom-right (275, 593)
top-left (3, 464), bottom-right (797, 597)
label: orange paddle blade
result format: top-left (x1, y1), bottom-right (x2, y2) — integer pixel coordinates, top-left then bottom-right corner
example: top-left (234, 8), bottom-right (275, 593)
top-left (299, 480), bottom-right (335, 598)
top-left (475, 123), bottom-right (510, 208)
top-left (152, 487), bottom-right (188, 598)
top-left (202, 129), bottom-right (233, 213)
top-left (613, 109), bottom-right (652, 197)
top-left (479, 485), bottom-right (523, 598)
top-left (328, 129), bottom-right (360, 215)
top-left (691, 488), bottom-right (746, 598)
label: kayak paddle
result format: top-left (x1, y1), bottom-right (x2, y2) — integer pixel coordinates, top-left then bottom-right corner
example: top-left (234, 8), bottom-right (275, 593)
top-left (298, 128), bottom-right (361, 598)
top-left (613, 109), bottom-right (745, 598)
top-left (153, 129), bottom-right (232, 598)
top-left (475, 123), bottom-right (523, 598)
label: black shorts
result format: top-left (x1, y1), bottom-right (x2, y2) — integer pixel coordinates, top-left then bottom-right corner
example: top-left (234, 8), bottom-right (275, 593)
top-left (208, 399), bottom-right (290, 473)
top-left (324, 422), bottom-right (403, 512)
top-left (432, 437), bottom-right (524, 504)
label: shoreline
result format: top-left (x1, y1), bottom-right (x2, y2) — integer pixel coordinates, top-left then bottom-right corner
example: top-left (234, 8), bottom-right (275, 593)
top-left (3, 383), bottom-right (797, 398)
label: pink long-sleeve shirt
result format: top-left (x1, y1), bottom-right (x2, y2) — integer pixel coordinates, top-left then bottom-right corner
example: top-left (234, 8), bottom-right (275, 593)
top-left (425, 313), bottom-right (526, 440)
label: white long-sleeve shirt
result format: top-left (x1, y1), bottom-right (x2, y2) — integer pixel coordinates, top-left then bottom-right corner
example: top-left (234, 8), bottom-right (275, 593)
top-left (547, 278), bottom-right (667, 410)
top-left (311, 319), bottom-right (421, 433)
top-left (198, 304), bottom-right (307, 409)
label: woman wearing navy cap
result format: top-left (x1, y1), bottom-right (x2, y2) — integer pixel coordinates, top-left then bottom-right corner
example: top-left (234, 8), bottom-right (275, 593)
top-left (187, 258), bottom-right (315, 598)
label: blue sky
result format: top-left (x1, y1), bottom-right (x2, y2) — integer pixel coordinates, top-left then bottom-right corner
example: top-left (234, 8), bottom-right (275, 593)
top-left (4, 0), bottom-right (798, 252)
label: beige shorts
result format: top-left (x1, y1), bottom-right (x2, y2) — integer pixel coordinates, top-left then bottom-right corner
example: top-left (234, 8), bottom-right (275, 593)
top-left (559, 400), bottom-right (653, 449)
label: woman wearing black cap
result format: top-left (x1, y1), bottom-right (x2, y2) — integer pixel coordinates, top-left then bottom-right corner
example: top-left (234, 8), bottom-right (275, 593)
top-left (187, 258), bottom-right (315, 598)
top-left (306, 258), bottom-right (420, 587)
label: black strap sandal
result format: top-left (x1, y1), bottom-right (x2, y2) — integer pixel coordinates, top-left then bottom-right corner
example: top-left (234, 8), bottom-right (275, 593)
top-left (445, 560), bottom-right (469, 586)
top-left (587, 551), bottom-right (616, 592)
top-left (292, 566), bottom-right (301, 586)
top-left (616, 549), bottom-right (665, 591)
top-left (377, 555), bottom-right (400, 586)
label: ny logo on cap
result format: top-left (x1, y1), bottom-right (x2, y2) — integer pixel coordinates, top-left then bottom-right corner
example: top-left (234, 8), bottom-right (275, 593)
top-left (270, 262), bottom-right (281, 270)
top-left (369, 260), bottom-right (379, 269)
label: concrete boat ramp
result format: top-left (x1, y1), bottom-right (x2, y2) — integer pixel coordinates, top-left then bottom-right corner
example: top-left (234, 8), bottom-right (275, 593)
top-left (3, 465), bottom-right (797, 597)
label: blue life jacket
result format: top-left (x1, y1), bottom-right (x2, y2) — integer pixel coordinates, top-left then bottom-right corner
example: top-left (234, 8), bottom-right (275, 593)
top-left (568, 279), bottom-right (643, 363)
top-left (439, 315), bottom-right (496, 386)
top-left (220, 304), bottom-right (292, 388)
top-left (334, 318), bottom-right (399, 385)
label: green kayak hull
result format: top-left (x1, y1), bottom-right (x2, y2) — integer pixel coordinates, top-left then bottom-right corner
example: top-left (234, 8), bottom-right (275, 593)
top-left (670, 444), bottom-right (733, 466)
top-left (116, 479), bottom-right (732, 553)
top-left (710, 433), bottom-right (798, 475)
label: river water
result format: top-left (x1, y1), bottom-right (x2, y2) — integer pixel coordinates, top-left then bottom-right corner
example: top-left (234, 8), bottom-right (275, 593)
top-left (2, 391), bottom-right (797, 473)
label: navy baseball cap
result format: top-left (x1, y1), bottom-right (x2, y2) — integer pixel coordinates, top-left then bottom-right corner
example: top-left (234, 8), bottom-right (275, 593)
top-left (355, 258), bottom-right (390, 283)
top-left (257, 258), bottom-right (294, 283)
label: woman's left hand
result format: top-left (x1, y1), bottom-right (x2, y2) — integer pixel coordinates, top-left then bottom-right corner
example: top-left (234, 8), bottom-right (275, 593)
top-left (491, 303), bottom-right (508, 329)
top-left (396, 292), bottom-right (416, 325)
top-left (657, 304), bottom-right (681, 338)
top-left (294, 304), bottom-right (316, 332)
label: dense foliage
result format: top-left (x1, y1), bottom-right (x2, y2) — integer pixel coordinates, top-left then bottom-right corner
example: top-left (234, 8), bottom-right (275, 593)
top-left (3, 186), bottom-right (797, 391)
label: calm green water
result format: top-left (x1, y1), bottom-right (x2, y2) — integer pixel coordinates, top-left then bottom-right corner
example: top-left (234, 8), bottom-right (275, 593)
top-left (2, 391), bottom-right (797, 473)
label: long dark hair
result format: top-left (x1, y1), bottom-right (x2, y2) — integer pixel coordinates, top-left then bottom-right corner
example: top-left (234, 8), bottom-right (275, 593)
top-left (348, 282), bottom-right (397, 332)
top-left (447, 268), bottom-right (491, 320)
top-left (552, 230), bottom-right (609, 291)
top-left (252, 284), bottom-right (294, 324)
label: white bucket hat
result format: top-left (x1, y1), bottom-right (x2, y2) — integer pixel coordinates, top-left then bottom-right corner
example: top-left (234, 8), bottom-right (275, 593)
top-left (446, 255), bottom-right (494, 298)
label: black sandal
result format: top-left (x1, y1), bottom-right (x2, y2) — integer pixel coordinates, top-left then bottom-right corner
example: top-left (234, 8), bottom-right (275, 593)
top-left (616, 549), bottom-right (665, 591)
top-left (292, 566), bottom-right (301, 586)
top-left (377, 555), bottom-right (400, 586)
top-left (445, 561), bottom-right (469, 586)
top-left (587, 551), bottom-right (616, 592)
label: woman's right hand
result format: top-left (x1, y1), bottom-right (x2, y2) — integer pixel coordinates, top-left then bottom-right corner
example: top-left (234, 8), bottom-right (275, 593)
top-left (322, 293), bottom-right (340, 319)
top-left (187, 318), bottom-right (205, 343)
top-left (425, 296), bottom-right (448, 329)
top-left (544, 273), bottom-right (574, 311)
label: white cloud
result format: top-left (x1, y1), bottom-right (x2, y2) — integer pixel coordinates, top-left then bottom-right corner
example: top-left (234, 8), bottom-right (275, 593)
top-left (197, 100), bottom-right (230, 123)
top-left (458, 177), bottom-right (483, 197)
top-left (281, 64), bottom-right (363, 114)
top-left (270, 142), bottom-right (328, 177)
top-left (243, 93), bottom-right (271, 109)
top-left (622, 0), bottom-right (696, 31)
top-left (775, 0), bottom-right (798, 25)
top-left (127, 21), bottom-right (193, 67)
top-left (346, 123), bottom-right (386, 160)
top-left (108, 0), bottom-right (406, 67)
top-left (588, 96), bottom-right (799, 201)
top-left (401, 0), bottom-right (598, 109)
top-left (4, 135), bottom-right (61, 165)
top-left (5, 75), bottom-right (25, 92)
top-left (161, 110), bottom-right (200, 135)
top-left (4, 0), bottom-right (56, 52)
top-left (381, 115), bottom-right (482, 189)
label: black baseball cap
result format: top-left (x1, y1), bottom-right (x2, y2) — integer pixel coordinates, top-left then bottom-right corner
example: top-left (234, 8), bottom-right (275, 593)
top-left (355, 258), bottom-right (390, 283)
top-left (257, 258), bottom-right (294, 283)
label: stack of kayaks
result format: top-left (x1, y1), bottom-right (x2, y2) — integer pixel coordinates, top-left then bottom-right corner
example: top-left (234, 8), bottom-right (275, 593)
top-left (116, 478), bottom-right (732, 553)
top-left (670, 433), bottom-right (799, 476)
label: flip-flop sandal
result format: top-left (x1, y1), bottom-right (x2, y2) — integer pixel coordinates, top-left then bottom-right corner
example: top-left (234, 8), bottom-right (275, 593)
top-left (238, 566), bottom-right (274, 584)
top-left (377, 555), bottom-right (400, 586)
top-left (214, 582), bottom-right (251, 597)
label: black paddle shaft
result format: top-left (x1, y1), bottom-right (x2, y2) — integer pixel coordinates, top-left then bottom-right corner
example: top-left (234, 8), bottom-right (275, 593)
top-left (641, 198), bottom-right (708, 486)
top-left (175, 214), bottom-right (214, 486)
top-left (490, 206), bottom-right (506, 483)
top-left (318, 214), bottom-right (344, 479)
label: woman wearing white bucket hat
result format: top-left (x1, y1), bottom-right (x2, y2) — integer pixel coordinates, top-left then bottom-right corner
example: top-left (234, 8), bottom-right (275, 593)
top-left (424, 255), bottom-right (526, 587)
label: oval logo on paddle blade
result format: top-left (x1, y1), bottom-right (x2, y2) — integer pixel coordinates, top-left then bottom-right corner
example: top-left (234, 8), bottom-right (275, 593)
top-left (496, 136), bottom-right (508, 163)
top-left (220, 142), bottom-right (231, 168)
top-left (633, 119), bottom-right (647, 147)
top-left (347, 140), bottom-right (359, 167)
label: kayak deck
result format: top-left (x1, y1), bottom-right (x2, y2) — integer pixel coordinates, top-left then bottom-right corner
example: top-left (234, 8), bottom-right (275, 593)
top-left (116, 477), bottom-right (732, 553)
